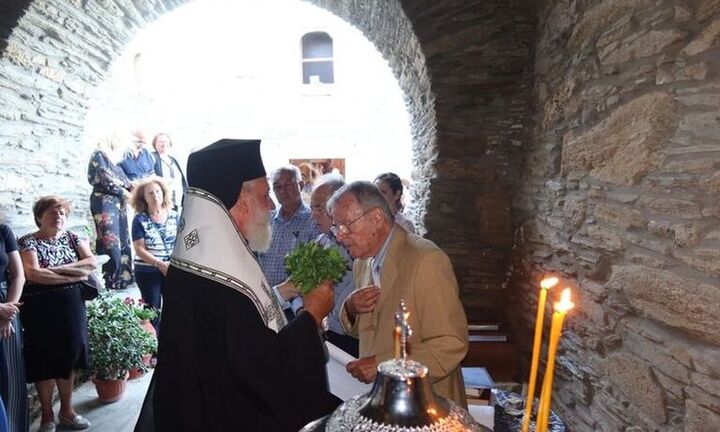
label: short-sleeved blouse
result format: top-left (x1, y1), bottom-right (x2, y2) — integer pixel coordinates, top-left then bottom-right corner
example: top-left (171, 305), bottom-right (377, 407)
top-left (0, 224), bottom-right (18, 283)
top-left (132, 210), bottom-right (178, 264)
top-left (17, 231), bottom-right (85, 268)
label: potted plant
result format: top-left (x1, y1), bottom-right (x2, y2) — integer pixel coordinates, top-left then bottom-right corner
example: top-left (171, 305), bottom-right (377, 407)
top-left (87, 294), bottom-right (157, 402)
top-left (124, 297), bottom-right (159, 334)
top-left (123, 297), bottom-right (159, 379)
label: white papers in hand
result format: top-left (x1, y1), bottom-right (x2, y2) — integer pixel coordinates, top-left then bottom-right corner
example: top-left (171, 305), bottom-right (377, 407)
top-left (325, 342), bottom-right (372, 401)
top-left (468, 405), bottom-right (495, 430)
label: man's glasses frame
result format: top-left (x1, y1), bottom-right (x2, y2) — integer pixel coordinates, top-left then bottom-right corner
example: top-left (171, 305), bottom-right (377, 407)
top-left (330, 208), bottom-right (374, 236)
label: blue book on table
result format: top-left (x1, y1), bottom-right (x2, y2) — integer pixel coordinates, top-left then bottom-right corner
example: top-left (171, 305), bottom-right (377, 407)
top-left (462, 367), bottom-right (496, 389)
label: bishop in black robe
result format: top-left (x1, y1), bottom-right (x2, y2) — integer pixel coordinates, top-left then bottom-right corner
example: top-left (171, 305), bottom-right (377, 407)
top-left (138, 139), bottom-right (338, 431)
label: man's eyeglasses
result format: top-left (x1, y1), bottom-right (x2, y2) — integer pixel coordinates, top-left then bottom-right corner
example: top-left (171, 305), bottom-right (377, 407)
top-left (330, 209), bottom-right (373, 236)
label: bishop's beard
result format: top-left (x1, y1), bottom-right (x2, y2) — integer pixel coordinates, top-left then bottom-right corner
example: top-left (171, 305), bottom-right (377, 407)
top-left (247, 211), bottom-right (272, 253)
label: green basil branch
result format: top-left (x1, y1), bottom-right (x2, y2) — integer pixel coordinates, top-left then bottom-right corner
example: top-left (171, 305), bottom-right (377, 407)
top-left (284, 241), bottom-right (348, 294)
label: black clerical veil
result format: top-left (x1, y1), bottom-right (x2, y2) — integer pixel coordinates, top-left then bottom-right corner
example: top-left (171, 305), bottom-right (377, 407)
top-left (187, 138), bottom-right (266, 209)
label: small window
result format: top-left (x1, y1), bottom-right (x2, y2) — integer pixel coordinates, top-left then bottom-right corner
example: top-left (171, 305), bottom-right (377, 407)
top-left (301, 32), bottom-right (334, 84)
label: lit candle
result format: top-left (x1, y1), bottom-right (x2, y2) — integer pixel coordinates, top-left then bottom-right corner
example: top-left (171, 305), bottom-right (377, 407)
top-left (394, 325), bottom-right (401, 359)
top-left (536, 288), bottom-right (574, 432)
top-left (521, 276), bottom-right (559, 432)
top-left (394, 300), bottom-right (411, 360)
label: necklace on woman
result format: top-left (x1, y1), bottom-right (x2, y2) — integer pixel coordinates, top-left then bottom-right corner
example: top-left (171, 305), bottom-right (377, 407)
top-left (149, 208), bottom-right (166, 223)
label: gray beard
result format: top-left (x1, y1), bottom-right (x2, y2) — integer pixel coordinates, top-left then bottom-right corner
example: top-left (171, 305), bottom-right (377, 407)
top-left (248, 219), bottom-right (272, 253)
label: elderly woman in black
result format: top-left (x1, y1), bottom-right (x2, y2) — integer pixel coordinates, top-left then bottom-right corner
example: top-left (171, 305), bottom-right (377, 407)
top-left (19, 196), bottom-right (96, 432)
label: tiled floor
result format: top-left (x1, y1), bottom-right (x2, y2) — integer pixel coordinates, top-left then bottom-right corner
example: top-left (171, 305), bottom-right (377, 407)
top-left (29, 370), bottom-right (152, 432)
top-left (29, 285), bottom-right (153, 432)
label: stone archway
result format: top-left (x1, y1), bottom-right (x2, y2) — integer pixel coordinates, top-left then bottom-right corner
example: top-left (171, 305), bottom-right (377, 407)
top-left (0, 0), bottom-right (535, 324)
top-left (7, 1), bottom-right (717, 430)
top-left (0, 0), bottom-right (436, 235)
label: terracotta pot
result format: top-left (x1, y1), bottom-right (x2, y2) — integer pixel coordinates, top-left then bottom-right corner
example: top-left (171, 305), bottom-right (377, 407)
top-left (93, 375), bottom-right (128, 403)
top-left (128, 368), bottom-right (144, 380)
top-left (128, 354), bottom-right (153, 380)
top-left (142, 352), bottom-right (153, 366)
top-left (140, 319), bottom-right (157, 338)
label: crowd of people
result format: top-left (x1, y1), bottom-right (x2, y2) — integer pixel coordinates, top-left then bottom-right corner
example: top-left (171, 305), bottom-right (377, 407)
top-left (136, 139), bottom-right (468, 431)
top-left (0, 134), bottom-right (468, 432)
top-left (0, 129), bottom-right (186, 432)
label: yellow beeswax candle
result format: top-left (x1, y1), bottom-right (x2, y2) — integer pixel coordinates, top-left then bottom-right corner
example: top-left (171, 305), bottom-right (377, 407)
top-left (521, 276), bottom-right (558, 432)
top-left (394, 325), bottom-right (401, 359)
top-left (536, 288), bottom-right (574, 432)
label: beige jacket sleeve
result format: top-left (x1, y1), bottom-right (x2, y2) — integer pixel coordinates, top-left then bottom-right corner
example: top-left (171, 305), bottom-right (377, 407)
top-left (379, 250), bottom-right (468, 382)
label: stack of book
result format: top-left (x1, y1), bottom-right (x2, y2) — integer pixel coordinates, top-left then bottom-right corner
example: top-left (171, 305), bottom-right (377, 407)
top-left (462, 366), bottom-right (495, 406)
top-left (468, 323), bottom-right (508, 342)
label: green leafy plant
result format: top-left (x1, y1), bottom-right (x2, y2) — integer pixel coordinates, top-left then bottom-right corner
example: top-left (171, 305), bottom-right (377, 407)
top-left (123, 297), bottom-right (159, 321)
top-left (285, 241), bottom-right (348, 294)
top-left (87, 294), bottom-right (158, 380)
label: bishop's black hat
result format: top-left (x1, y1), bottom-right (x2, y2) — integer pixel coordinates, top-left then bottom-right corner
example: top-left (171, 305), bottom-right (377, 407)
top-left (187, 139), bottom-right (266, 209)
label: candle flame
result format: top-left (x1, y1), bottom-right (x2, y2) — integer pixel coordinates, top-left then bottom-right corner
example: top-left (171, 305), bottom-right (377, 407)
top-left (554, 288), bottom-right (574, 312)
top-left (540, 276), bottom-right (559, 290)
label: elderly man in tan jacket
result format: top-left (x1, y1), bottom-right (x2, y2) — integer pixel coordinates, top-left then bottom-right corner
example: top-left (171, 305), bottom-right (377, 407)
top-left (328, 181), bottom-right (469, 408)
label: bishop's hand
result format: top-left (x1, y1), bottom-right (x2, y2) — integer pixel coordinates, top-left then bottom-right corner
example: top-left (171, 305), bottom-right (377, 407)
top-left (302, 280), bottom-right (334, 326)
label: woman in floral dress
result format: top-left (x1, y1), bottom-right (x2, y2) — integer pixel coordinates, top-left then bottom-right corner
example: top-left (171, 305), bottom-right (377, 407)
top-left (88, 133), bottom-right (134, 290)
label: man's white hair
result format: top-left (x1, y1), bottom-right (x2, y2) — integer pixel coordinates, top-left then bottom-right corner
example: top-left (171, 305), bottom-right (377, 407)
top-left (270, 165), bottom-right (302, 183)
top-left (313, 172), bottom-right (345, 193)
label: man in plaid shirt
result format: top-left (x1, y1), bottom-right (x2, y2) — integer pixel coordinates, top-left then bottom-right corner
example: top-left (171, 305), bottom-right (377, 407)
top-left (258, 165), bottom-right (320, 317)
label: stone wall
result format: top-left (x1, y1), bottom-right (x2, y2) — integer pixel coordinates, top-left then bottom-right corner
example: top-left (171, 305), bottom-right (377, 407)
top-left (511, 0), bottom-right (720, 429)
top-left (8, 0), bottom-right (718, 427)
top-left (400, 0), bottom-right (536, 321)
top-left (0, 0), bottom-right (157, 233)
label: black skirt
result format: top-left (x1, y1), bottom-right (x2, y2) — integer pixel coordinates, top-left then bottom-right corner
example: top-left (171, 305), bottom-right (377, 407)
top-left (20, 283), bottom-right (88, 382)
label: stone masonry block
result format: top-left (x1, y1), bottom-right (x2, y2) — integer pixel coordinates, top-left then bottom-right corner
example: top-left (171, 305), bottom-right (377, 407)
top-left (600, 29), bottom-right (687, 65)
top-left (561, 92), bottom-right (677, 186)
top-left (608, 265), bottom-right (720, 345)
top-left (568, 0), bottom-right (653, 49)
top-left (681, 18), bottom-right (720, 56)
top-left (604, 353), bottom-right (667, 424)
top-left (685, 399), bottom-right (720, 432)
top-left (594, 202), bottom-right (645, 229)
top-left (697, 0), bottom-right (720, 21)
